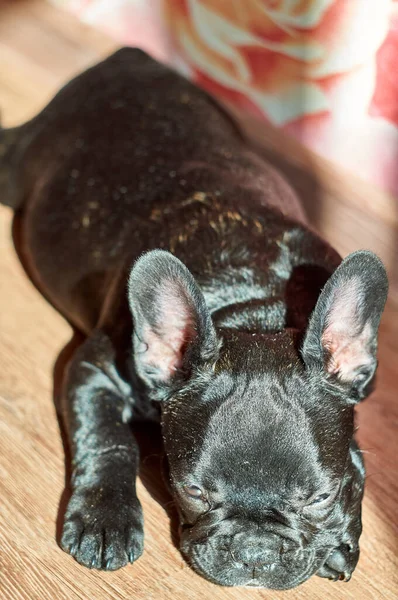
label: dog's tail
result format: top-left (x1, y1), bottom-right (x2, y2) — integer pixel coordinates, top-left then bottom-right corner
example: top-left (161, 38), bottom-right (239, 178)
top-left (0, 114), bottom-right (27, 210)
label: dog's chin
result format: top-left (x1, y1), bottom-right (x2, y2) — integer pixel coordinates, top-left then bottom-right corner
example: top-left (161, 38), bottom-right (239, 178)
top-left (180, 537), bottom-right (318, 590)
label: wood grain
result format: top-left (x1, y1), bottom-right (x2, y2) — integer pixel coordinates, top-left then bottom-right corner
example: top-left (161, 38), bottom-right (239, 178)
top-left (0, 2), bottom-right (397, 599)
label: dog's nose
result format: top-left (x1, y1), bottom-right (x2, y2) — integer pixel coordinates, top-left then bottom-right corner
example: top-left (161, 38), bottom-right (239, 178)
top-left (231, 533), bottom-right (283, 567)
top-left (232, 544), bottom-right (271, 567)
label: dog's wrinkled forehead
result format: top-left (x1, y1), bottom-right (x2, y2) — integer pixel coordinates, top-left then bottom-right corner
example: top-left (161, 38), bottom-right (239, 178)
top-left (188, 375), bottom-right (324, 488)
top-left (163, 341), bottom-right (352, 495)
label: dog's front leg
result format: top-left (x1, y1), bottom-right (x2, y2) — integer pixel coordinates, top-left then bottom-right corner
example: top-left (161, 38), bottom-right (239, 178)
top-left (60, 331), bottom-right (144, 570)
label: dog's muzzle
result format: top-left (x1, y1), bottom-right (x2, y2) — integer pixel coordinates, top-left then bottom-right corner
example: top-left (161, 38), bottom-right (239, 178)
top-left (180, 524), bottom-right (318, 589)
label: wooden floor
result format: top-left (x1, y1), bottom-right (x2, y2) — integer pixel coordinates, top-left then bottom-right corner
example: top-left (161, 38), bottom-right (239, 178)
top-left (0, 2), bottom-right (397, 599)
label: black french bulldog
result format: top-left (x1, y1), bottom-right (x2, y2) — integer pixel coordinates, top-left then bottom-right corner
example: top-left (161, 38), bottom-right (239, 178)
top-left (0, 48), bottom-right (388, 590)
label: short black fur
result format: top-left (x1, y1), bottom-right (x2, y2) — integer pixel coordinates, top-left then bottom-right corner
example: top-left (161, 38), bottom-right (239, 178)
top-left (0, 48), bottom-right (388, 589)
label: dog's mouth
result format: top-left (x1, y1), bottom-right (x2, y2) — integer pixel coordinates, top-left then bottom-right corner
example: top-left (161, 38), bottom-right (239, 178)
top-left (180, 533), bottom-right (319, 589)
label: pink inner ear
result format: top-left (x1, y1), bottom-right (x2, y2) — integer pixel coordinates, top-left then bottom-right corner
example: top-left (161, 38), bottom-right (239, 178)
top-left (322, 279), bottom-right (372, 381)
top-left (143, 282), bottom-right (196, 381)
top-left (322, 324), bottom-right (373, 381)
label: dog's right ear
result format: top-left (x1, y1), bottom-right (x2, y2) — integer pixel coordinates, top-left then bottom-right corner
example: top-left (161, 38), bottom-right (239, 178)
top-left (128, 250), bottom-right (220, 401)
top-left (301, 251), bottom-right (388, 402)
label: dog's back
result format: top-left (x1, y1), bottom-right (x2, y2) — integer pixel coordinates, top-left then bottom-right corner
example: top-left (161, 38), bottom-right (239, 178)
top-left (1, 48), bottom-right (313, 331)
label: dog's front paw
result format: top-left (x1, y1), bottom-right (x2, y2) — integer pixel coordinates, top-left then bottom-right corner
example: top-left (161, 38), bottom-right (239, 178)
top-left (61, 486), bottom-right (144, 570)
top-left (317, 542), bottom-right (359, 582)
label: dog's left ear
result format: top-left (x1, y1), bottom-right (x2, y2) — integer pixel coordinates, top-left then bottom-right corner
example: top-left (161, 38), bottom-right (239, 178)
top-left (128, 250), bottom-right (220, 401)
top-left (301, 251), bottom-right (388, 401)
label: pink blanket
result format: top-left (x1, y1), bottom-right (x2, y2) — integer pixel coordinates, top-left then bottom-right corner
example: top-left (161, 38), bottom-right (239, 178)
top-left (53, 0), bottom-right (398, 197)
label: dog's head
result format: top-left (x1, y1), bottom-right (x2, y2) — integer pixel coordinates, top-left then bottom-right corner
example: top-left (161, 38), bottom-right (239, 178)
top-left (128, 249), bottom-right (387, 589)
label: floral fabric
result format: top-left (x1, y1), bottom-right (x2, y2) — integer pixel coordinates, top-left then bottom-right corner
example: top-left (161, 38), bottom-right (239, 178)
top-left (52, 0), bottom-right (398, 197)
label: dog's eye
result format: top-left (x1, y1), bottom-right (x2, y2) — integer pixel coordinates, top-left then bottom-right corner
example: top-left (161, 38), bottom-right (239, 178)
top-left (183, 484), bottom-right (203, 499)
top-left (310, 493), bottom-right (330, 505)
